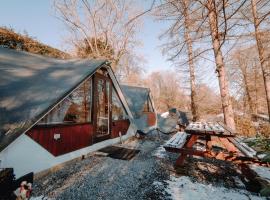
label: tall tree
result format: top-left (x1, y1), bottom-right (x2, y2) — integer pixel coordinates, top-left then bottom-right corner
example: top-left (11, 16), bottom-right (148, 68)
top-left (155, 0), bottom-right (199, 121)
top-left (251, 0), bottom-right (270, 121)
top-left (198, 0), bottom-right (247, 130)
top-left (54, 0), bottom-right (142, 72)
top-left (183, 0), bottom-right (199, 121)
top-left (233, 51), bottom-right (255, 114)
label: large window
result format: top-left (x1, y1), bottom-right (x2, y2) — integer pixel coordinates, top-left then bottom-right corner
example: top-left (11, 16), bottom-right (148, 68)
top-left (38, 77), bottom-right (92, 124)
top-left (143, 96), bottom-right (154, 112)
top-left (112, 87), bottom-right (128, 121)
top-left (96, 78), bottom-right (110, 136)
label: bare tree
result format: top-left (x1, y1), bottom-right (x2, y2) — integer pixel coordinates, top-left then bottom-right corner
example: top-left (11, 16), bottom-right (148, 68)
top-left (232, 50), bottom-right (255, 114)
top-left (196, 84), bottom-right (222, 116)
top-left (155, 0), bottom-right (199, 121)
top-left (229, 45), bottom-right (268, 116)
top-left (156, 0), bottom-right (249, 130)
top-left (54, 0), bottom-right (142, 72)
top-left (144, 71), bottom-right (189, 112)
top-left (183, 0), bottom-right (199, 121)
top-left (251, 0), bottom-right (270, 121)
top-left (205, 0), bottom-right (240, 130)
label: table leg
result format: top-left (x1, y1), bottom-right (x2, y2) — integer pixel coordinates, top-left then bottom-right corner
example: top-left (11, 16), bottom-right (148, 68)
top-left (175, 135), bottom-right (198, 166)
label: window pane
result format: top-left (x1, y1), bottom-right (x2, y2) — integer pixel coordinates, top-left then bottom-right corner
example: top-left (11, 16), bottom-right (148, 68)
top-left (112, 87), bottom-right (128, 121)
top-left (38, 77), bottom-right (92, 124)
top-left (148, 97), bottom-right (154, 112)
top-left (143, 101), bottom-right (149, 112)
top-left (96, 79), bottom-right (110, 136)
top-left (143, 96), bottom-right (154, 113)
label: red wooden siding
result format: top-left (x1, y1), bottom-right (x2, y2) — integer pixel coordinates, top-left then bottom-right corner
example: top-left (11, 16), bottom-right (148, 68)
top-left (111, 119), bottom-right (130, 138)
top-left (26, 123), bottom-right (93, 156)
top-left (145, 112), bottom-right (156, 126)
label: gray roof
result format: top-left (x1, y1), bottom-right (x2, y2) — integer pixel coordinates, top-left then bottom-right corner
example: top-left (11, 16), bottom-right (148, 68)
top-left (121, 85), bottom-right (150, 118)
top-left (0, 48), bottom-right (106, 151)
top-left (121, 85), bottom-right (156, 131)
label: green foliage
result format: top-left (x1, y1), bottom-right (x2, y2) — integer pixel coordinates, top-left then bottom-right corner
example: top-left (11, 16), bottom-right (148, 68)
top-left (261, 154), bottom-right (270, 162)
top-left (246, 135), bottom-right (270, 152)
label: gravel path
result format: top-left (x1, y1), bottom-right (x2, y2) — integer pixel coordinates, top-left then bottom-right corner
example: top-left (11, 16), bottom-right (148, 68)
top-left (32, 133), bottom-right (263, 200)
top-left (32, 133), bottom-right (172, 200)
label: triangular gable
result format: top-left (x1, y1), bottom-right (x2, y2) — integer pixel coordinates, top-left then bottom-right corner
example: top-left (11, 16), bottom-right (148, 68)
top-left (0, 48), bottom-right (134, 152)
top-left (121, 85), bottom-right (155, 118)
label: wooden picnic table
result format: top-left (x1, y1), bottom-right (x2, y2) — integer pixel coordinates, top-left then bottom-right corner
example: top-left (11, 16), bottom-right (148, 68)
top-left (164, 122), bottom-right (239, 166)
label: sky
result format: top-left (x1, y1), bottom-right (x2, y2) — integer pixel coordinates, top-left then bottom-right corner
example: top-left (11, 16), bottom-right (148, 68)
top-left (0, 0), bottom-right (221, 93)
top-left (0, 0), bottom-right (172, 74)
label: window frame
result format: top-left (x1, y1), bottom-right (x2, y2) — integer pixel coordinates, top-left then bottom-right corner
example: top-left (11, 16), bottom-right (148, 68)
top-left (111, 85), bottom-right (129, 121)
top-left (37, 76), bottom-right (94, 126)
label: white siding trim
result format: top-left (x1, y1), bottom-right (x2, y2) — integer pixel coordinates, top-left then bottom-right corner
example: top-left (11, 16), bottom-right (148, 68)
top-left (0, 125), bottom-right (136, 178)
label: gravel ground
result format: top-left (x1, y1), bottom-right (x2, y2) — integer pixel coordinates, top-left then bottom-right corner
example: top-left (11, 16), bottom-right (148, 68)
top-left (32, 132), bottom-right (263, 200)
top-left (32, 133), bottom-right (172, 200)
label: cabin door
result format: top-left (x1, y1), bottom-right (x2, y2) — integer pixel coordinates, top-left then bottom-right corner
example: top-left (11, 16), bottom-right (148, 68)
top-left (93, 73), bottom-right (112, 143)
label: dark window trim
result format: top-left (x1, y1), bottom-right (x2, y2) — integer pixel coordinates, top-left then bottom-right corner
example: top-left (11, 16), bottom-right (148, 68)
top-left (148, 96), bottom-right (154, 112)
top-left (38, 77), bottom-right (94, 125)
top-left (112, 85), bottom-right (129, 116)
top-left (35, 121), bottom-right (93, 128)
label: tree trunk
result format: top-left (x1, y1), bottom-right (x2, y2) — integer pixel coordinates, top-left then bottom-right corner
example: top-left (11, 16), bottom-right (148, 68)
top-left (243, 73), bottom-right (254, 114)
top-left (183, 0), bottom-right (199, 121)
top-left (207, 0), bottom-right (236, 130)
top-left (241, 65), bottom-right (255, 114)
top-left (251, 0), bottom-right (270, 122)
top-left (254, 65), bottom-right (258, 114)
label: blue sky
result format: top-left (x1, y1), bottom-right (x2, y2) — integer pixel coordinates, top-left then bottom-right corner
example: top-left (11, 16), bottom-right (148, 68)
top-left (0, 0), bottom-right (221, 93)
top-left (0, 1), bottom-right (63, 48)
top-left (0, 0), bottom-right (172, 74)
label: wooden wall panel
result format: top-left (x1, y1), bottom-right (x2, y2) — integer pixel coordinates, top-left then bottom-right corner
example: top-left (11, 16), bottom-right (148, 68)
top-left (145, 112), bottom-right (156, 127)
top-left (111, 119), bottom-right (130, 138)
top-left (26, 124), bottom-right (93, 156)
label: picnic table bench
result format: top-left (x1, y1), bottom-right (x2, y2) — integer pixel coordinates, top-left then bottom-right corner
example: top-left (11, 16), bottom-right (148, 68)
top-left (164, 121), bottom-right (239, 166)
top-left (164, 132), bottom-right (188, 149)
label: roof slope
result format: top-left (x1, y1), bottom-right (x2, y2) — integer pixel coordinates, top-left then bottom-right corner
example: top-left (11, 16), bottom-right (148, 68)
top-left (0, 48), bottom-right (106, 151)
top-left (121, 85), bottom-right (150, 118)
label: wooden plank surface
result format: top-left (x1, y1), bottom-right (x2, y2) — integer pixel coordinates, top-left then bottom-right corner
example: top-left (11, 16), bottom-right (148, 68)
top-left (185, 122), bottom-right (235, 137)
top-left (163, 132), bottom-right (188, 149)
top-left (27, 123), bottom-right (93, 156)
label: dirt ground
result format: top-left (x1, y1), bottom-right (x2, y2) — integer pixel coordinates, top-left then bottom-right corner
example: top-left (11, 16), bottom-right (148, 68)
top-left (32, 132), bottom-right (264, 200)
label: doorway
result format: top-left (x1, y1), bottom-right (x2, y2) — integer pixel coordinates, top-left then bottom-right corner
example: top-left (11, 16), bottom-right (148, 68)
top-left (93, 73), bottom-right (112, 143)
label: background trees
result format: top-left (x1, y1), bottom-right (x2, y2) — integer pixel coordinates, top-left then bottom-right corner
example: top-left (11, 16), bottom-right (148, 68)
top-left (151, 0), bottom-right (270, 131)
top-left (155, 0), bottom-right (200, 121)
top-left (144, 71), bottom-right (189, 112)
top-left (54, 0), bottom-right (142, 74)
top-left (0, 27), bottom-right (69, 59)
top-left (250, 0), bottom-right (270, 122)
top-left (2, 0), bottom-right (269, 134)
top-left (229, 46), bottom-right (267, 116)
top-left (154, 0), bottom-right (248, 130)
